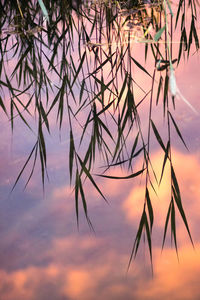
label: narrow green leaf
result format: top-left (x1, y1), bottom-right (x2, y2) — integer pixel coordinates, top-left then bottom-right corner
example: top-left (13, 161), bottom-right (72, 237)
top-left (38, 119), bottom-right (47, 188)
top-left (79, 79), bottom-right (85, 104)
top-left (97, 168), bottom-right (145, 180)
top-left (192, 20), bottom-right (200, 50)
top-left (166, 0), bottom-right (174, 17)
top-left (79, 177), bottom-right (88, 216)
top-left (91, 74), bottom-right (117, 97)
top-left (163, 74), bottom-right (169, 115)
top-left (171, 199), bottom-right (178, 253)
top-left (116, 72), bottom-right (128, 109)
top-left (40, 102), bottom-right (50, 133)
top-left (11, 100), bottom-right (33, 132)
top-left (151, 120), bottom-right (166, 151)
top-left (144, 214), bottom-right (153, 265)
top-left (69, 130), bottom-right (75, 184)
top-left (71, 51), bottom-right (86, 87)
top-left (77, 155), bottom-right (107, 201)
top-left (131, 56), bottom-right (152, 78)
top-left (171, 166), bottom-right (180, 198)
top-left (162, 201), bottom-right (172, 249)
top-left (159, 141), bottom-right (170, 184)
top-left (128, 132), bottom-right (139, 168)
top-left (146, 188), bottom-right (154, 231)
top-left (75, 170), bottom-right (80, 227)
top-left (103, 146), bottom-right (145, 169)
top-left (0, 95), bottom-right (7, 114)
top-left (154, 25), bottom-right (166, 42)
top-left (89, 99), bottom-right (115, 123)
top-left (11, 142), bottom-right (38, 192)
top-left (38, 0), bottom-right (49, 22)
top-left (172, 185), bottom-right (194, 247)
top-left (128, 210), bottom-right (146, 270)
top-left (156, 76), bottom-right (163, 105)
top-left (89, 52), bottom-right (116, 76)
top-left (171, 166), bottom-right (194, 246)
top-left (169, 111), bottom-right (188, 149)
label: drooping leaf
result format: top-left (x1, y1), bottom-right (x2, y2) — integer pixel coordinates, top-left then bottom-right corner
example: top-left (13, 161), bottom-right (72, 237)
top-left (151, 120), bottom-right (166, 151)
top-left (154, 25), bottom-right (166, 42)
top-left (171, 198), bottom-right (178, 253)
top-left (168, 111), bottom-right (188, 149)
top-left (128, 209), bottom-right (146, 270)
top-left (97, 168), bottom-right (145, 180)
top-left (162, 201), bottom-right (172, 249)
top-left (69, 129), bottom-right (75, 184)
top-left (131, 56), bottom-right (152, 78)
top-left (159, 140), bottom-right (170, 185)
top-left (171, 166), bottom-right (194, 247)
top-left (146, 188), bottom-right (154, 231)
top-left (78, 155), bottom-right (107, 201)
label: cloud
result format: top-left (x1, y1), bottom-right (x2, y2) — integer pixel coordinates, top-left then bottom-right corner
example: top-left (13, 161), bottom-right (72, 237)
top-left (0, 235), bottom-right (135, 300)
top-left (136, 244), bottom-right (200, 300)
top-left (122, 149), bottom-right (200, 244)
top-left (0, 235), bottom-right (200, 300)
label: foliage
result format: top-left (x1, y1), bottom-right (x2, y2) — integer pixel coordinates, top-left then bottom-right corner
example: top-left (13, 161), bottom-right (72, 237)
top-left (0, 0), bottom-right (199, 267)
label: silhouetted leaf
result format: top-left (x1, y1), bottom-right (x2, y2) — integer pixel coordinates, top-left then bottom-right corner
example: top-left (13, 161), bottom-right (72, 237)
top-left (169, 111), bottom-right (188, 149)
top-left (69, 129), bottom-right (75, 184)
top-left (146, 188), bottom-right (154, 231)
top-left (97, 168), bottom-right (145, 180)
top-left (78, 155), bottom-right (107, 201)
top-left (151, 120), bottom-right (165, 151)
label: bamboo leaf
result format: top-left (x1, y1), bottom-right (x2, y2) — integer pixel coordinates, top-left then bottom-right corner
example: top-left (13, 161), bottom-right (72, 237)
top-left (128, 132), bottom-right (139, 168)
top-left (71, 51), bottom-right (86, 87)
top-left (131, 56), bottom-right (152, 78)
top-left (79, 176), bottom-right (88, 216)
top-left (128, 210), bottom-right (146, 270)
top-left (163, 74), bottom-right (169, 115)
top-left (169, 111), bottom-right (188, 149)
top-left (89, 52), bottom-right (116, 76)
top-left (171, 165), bottom-right (180, 198)
top-left (159, 141), bottom-right (170, 184)
top-left (38, 0), bottom-right (49, 22)
top-left (151, 120), bottom-right (166, 151)
top-left (0, 95), bottom-right (7, 114)
top-left (91, 74), bottom-right (117, 97)
top-left (166, 0), bottom-right (174, 17)
top-left (77, 155), bottom-right (107, 201)
top-left (171, 199), bottom-right (178, 253)
top-left (75, 170), bottom-right (80, 227)
top-left (103, 146), bottom-right (145, 169)
top-left (11, 142), bottom-right (38, 192)
top-left (38, 120), bottom-right (47, 187)
top-left (156, 76), bottom-right (163, 105)
top-left (40, 101), bottom-right (50, 133)
top-left (154, 25), bottom-right (166, 42)
top-left (97, 168), bottom-right (145, 180)
top-left (162, 201), bottom-right (172, 249)
top-left (79, 79), bottom-right (85, 104)
top-left (89, 99), bottom-right (115, 123)
top-left (192, 19), bottom-right (200, 50)
top-left (146, 188), bottom-right (154, 231)
top-left (69, 130), bottom-right (75, 184)
top-left (144, 213), bottom-right (153, 265)
top-left (171, 166), bottom-right (194, 246)
top-left (116, 72), bottom-right (128, 109)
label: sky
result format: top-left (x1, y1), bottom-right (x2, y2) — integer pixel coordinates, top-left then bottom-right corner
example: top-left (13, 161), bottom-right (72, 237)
top-left (0, 5), bottom-right (200, 300)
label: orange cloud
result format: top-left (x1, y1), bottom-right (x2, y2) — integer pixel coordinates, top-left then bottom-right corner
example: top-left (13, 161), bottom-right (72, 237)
top-left (0, 233), bottom-right (200, 300)
top-left (122, 149), bottom-right (200, 241)
top-left (136, 244), bottom-right (200, 300)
